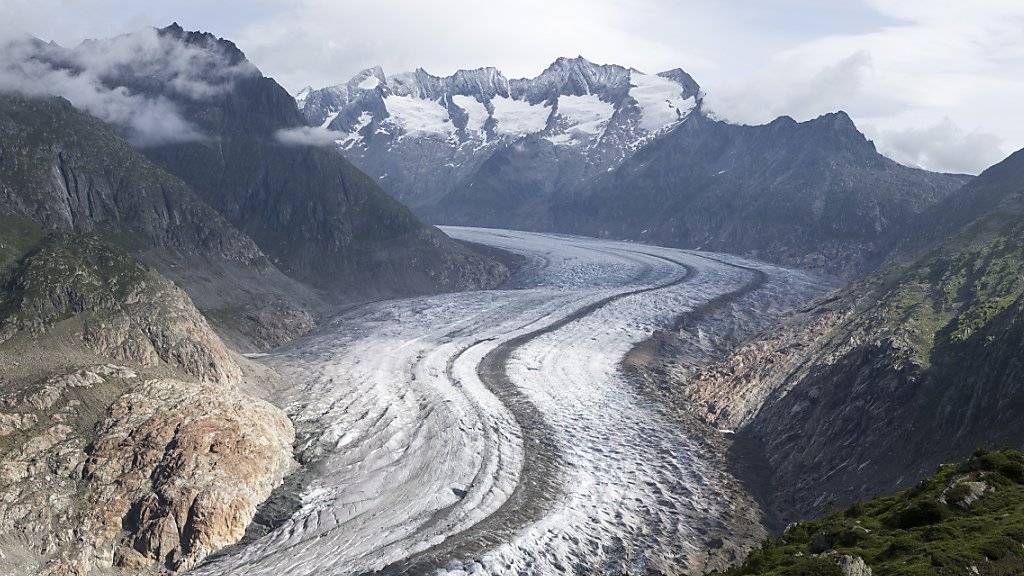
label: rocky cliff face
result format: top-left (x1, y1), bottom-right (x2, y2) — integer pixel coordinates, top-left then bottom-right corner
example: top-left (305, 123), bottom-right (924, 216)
top-left (668, 148), bottom-right (1024, 524)
top-left (0, 93), bottom-right (323, 351)
top-left (0, 235), bottom-right (295, 575)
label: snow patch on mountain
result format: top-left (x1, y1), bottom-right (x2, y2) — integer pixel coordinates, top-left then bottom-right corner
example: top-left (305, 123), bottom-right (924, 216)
top-left (492, 96), bottom-right (551, 136)
top-left (337, 111), bottom-right (373, 149)
top-left (295, 86), bottom-right (313, 108)
top-left (629, 71), bottom-right (697, 133)
top-left (357, 75), bottom-right (381, 91)
top-left (385, 95), bottom-right (455, 138)
top-left (452, 95), bottom-right (489, 133)
top-left (556, 94), bottom-right (615, 138)
top-left (320, 110), bottom-right (341, 129)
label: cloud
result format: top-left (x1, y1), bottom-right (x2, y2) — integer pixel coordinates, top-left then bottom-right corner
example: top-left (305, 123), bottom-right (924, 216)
top-left (231, 0), bottom-right (709, 91)
top-left (703, 50), bottom-right (888, 125)
top-left (702, 0), bottom-right (1024, 173)
top-left (877, 118), bottom-right (1005, 175)
top-left (274, 126), bottom-right (338, 147)
top-left (0, 27), bottom-right (254, 146)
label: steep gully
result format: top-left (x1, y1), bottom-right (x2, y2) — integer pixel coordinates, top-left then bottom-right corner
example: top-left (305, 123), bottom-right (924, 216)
top-left (193, 228), bottom-right (826, 576)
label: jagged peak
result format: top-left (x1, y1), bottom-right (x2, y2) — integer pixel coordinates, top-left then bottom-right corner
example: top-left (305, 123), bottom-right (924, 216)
top-left (656, 68), bottom-right (701, 99)
top-left (155, 23), bottom-right (250, 68)
top-left (814, 110), bottom-right (857, 128)
top-left (536, 55), bottom-right (626, 77)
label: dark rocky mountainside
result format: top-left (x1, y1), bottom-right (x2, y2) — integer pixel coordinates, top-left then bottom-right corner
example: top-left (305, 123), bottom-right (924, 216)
top-left (433, 110), bottom-right (969, 277)
top-left (555, 112), bottom-right (970, 276)
top-left (666, 147), bottom-right (1024, 525)
top-left (0, 93), bottom-right (321, 350)
top-left (134, 24), bottom-right (508, 297)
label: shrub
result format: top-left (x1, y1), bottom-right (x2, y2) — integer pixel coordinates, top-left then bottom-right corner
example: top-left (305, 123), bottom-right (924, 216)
top-left (892, 500), bottom-right (948, 529)
top-left (1005, 524), bottom-right (1024, 543)
top-left (999, 461), bottom-right (1024, 484)
top-left (879, 536), bottom-right (921, 560)
top-left (975, 535), bottom-right (1019, 560)
top-left (846, 501), bottom-right (866, 518)
top-left (945, 483), bottom-right (973, 507)
top-left (780, 557), bottom-right (844, 576)
top-left (922, 524), bottom-right (959, 542)
top-left (977, 451), bottom-right (1011, 473)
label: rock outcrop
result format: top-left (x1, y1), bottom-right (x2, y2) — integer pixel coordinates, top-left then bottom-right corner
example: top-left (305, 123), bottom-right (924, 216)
top-left (0, 236), bottom-right (295, 575)
top-left (81, 378), bottom-right (294, 573)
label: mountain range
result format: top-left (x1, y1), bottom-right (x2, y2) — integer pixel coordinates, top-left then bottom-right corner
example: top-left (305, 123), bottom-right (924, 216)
top-left (299, 58), bottom-right (969, 276)
top-left (296, 57), bottom-right (701, 208)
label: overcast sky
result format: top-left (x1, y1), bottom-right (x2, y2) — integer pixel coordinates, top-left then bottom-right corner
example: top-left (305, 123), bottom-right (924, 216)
top-left (2, 0), bottom-right (1023, 174)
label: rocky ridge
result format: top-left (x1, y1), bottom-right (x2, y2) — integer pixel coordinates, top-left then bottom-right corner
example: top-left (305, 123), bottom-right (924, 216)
top-left (554, 111), bottom-right (970, 276)
top-left (136, 24), bottom-right (510, 297)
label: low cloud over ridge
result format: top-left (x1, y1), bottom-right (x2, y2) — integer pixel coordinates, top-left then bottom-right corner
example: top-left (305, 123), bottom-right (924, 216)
top-left (0, 26), bottom-right (254, 146)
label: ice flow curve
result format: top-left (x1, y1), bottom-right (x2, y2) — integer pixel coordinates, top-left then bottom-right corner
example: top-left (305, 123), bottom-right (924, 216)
top-left (194, 228), bottom-right (823, 576)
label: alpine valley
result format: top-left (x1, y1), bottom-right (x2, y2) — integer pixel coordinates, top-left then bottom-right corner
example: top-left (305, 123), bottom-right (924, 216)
top-left (0, 16), bottom-right (1022, 576)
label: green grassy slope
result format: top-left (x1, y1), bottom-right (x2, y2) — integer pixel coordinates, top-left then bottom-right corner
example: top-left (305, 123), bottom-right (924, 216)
top-left (718, 449), bottom-right (1024, 576)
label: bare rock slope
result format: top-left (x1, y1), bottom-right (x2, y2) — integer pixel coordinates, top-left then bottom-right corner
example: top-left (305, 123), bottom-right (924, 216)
top-left (0, 235), bottom-right (294, 575)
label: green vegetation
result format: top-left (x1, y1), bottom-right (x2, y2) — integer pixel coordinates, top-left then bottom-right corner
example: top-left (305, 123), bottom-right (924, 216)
top-left (852, 213), bottom-right (1024, 369)
top-left (716, 449), bottom-right (1024, 576)
top-left (0, 214), bottom-right (43, 279)
top-left (0, 234), bottom-right (156, 332)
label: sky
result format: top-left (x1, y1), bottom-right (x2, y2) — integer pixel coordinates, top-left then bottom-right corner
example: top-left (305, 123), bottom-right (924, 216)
top-left (1, 0), bottom-right (1023, 174)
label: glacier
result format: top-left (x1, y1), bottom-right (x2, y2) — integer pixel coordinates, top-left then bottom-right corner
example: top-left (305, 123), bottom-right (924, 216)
top-left (192, 228), bottom-right (825, 576)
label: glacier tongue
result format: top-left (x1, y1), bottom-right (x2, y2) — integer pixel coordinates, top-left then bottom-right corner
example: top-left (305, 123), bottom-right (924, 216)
top-left (189, 228), bottom-right (826, 576)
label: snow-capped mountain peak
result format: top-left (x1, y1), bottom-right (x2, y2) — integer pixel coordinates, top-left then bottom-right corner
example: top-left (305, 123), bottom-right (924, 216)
top-left (295, 57), bottom-right (702, 206)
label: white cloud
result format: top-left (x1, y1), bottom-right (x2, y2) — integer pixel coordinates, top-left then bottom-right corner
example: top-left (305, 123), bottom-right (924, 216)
top-left (274, 125), bottom-right (338, 146)
top-left (704, 0), bottom-right (1024, 173)
top-left (0, 26), bottom-right (253, 146)
top-left (880, 118), bottom-right (1005, 175)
